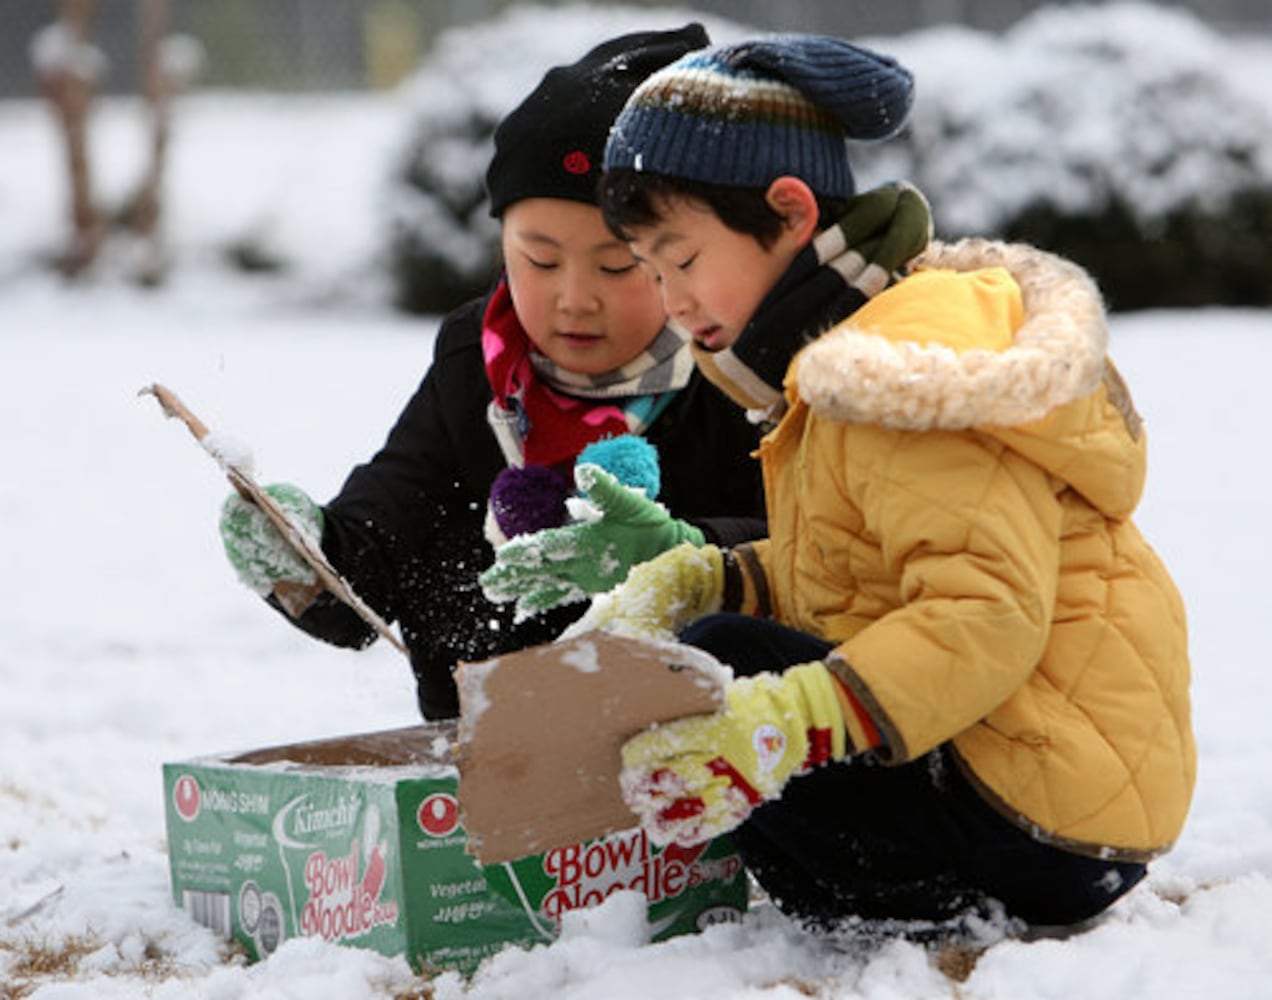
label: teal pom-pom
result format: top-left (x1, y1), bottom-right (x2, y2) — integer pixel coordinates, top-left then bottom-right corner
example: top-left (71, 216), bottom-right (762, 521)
top-left (577, 434), bottom-right (661, 499)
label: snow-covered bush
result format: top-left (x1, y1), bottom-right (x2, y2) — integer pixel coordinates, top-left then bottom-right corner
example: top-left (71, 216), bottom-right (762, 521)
top-left (386, 4), bottom-right (753, 315)
top-left (851, 3), bottom-right (1272, 309)
top-left (389, 2), bottom-right (1272, 314)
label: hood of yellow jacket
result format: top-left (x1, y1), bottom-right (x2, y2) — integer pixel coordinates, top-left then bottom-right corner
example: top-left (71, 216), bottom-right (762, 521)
top-left (794, 238), bottom-right (1146, 519)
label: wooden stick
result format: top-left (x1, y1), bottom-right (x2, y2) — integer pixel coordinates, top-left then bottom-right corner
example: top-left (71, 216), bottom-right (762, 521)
top-left (140, 382), bottom-right (409, 657)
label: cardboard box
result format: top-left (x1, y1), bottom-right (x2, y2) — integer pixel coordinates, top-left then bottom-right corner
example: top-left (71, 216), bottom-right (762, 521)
top-left (162, 723), bottom-right (747, 977)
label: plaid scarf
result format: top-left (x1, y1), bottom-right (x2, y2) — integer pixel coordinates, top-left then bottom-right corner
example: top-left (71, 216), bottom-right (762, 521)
top-left (482, 280), bottom-right (694, 468)
top-left (692, 181), bottom-right (932, 423)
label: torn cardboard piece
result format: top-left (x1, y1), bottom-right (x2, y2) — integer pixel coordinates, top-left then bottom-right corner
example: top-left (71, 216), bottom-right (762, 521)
top-left (455, 630), bottom-right (730, 864)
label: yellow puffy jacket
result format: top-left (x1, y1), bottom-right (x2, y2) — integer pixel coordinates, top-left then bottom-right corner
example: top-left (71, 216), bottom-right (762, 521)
top-left (745, 238), bottom-right (1194, 861)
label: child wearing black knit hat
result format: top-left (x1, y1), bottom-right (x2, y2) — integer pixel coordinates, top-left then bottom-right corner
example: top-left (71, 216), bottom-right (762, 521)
top-left (217, 26), bottom-right (771, 722)
top-left (481, 37), bottom-right (939, 614)
top-left (485, 25), bottom-right (710, 217)
top-left (566, 33), bottom-right (1195, 937)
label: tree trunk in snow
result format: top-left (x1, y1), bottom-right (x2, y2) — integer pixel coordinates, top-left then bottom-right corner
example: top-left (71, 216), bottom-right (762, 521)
top-left (127, 0), bottom-right (171, 286)
top-left (34, 0), bottom-right (103, 279)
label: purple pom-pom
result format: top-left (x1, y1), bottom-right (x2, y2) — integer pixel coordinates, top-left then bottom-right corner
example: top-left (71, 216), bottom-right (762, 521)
top-left (488, 465), bottom-right (570, 540)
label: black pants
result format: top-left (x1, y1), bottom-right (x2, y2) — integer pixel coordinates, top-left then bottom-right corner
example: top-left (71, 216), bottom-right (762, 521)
top-left (679, 613), bottom-right (1147, 929)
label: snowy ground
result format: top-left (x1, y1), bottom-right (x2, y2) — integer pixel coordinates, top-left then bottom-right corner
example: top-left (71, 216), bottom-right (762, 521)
top-left (4, 27), bottom-right (1272, 1000)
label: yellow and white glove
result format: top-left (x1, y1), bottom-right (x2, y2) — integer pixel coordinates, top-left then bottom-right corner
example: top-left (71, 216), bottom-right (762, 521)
top-left (620, 661), bottom-right (849, 846)
top-left (563, 541), bottom-right (724, 642)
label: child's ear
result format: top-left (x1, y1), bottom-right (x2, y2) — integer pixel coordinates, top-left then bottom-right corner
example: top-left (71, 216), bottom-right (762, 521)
top-left (765, 177), bottom-right (820, 246)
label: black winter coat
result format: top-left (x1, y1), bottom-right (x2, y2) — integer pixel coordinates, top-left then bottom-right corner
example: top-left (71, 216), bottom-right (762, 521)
top-left (271, 295), bottom-right (766, 719)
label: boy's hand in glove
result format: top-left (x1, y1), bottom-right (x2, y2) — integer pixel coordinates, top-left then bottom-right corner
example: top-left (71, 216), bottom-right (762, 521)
top-left (620, 662), bottom-right (849, 845)
top-left (480, 464), bottom-right (704, 619)
top-left (563, 541), bottom-right (723, 641)
top-left (219, 483), bottom-right (322, 595)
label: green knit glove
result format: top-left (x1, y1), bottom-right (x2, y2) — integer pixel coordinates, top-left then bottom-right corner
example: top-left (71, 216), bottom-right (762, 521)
top-left (219, 483), bottom-right (322, 595)
top-left (480, 464), bottom-right (705, 620)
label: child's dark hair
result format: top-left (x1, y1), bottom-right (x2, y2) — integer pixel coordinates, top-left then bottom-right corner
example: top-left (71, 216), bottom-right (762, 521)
top-left (600, 168), bottom-right (849, 249)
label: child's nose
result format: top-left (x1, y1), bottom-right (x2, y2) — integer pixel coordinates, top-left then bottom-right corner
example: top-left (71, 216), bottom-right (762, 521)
top-left (557, 269), bottom-right (599, 313)
top-left (660, 278), bottom-right (693, 319)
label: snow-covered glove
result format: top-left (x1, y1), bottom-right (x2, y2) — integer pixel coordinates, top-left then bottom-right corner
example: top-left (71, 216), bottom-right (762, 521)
top-left (480, 464), bottom-right (705, 619)
top-left (219, 483), bottom-right (322, 595)
top-left (562, 541), bottom-right (723, 642)
top-left (620, 661), bottom-right (849, 846)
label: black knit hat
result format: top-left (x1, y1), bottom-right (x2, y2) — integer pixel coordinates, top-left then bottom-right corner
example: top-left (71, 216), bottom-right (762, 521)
top-left (485, 23), bottom-right (710, 217)
top-left (605, 35), bottom-right (914, 198)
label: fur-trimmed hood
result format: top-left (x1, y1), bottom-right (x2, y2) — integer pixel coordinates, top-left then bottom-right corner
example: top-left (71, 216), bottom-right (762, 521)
top-left (796, 238), bottom-right (1107, 429)
top-left (793, 238), bottom-right (1145, 518)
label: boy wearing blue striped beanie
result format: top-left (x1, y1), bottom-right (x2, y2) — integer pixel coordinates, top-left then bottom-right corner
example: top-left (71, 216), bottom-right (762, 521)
top-left (602, 34), bottom-right (931, 422)
top-left (583, 34), bottom-right (1194, 939)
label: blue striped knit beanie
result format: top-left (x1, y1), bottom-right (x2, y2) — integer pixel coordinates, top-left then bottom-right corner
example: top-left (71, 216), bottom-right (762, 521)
top-left (604, 35), bottom-right (914, 198)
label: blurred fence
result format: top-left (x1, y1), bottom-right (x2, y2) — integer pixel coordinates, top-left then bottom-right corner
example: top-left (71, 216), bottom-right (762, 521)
top-left (1, 0), bottom-right (1269, 99)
